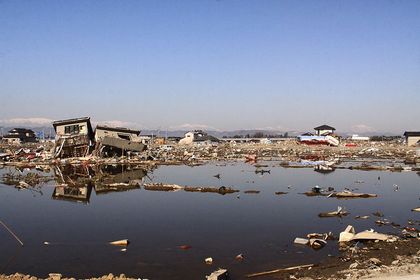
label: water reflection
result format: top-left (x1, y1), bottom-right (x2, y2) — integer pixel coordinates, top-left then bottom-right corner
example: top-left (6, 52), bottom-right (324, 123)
top-left (52, 184), bottom-right (92, 204)
top-left (51, 165), bottom-right (147, 203)
top-left (1, 163), bottom-right (419, 280)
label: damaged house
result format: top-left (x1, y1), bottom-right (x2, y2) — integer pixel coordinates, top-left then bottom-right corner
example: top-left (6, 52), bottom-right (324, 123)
top-left (52, 117), bottom-right (95, 158)
top-left (94, 125), bottom-right (146, 157)
top-left (314, 125), bottom-right (336, 136)
top-left (404, 131), bottom-right (420, 147)
top-left (2, 128), bottom-right (37, 144)
top-left (298, 125), bottom-right (339, 146)
top-left (179, 130), bottom-right (220, 145)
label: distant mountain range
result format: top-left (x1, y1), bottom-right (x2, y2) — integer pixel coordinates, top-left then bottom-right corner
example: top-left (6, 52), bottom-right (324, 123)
top-left (0, 126), bottom-right (403, 139)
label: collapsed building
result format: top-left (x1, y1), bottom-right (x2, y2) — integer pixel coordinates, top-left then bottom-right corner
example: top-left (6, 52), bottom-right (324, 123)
top-left (51, 117), bottom-right (147, 158)
top-left (404, 131), bottom-right (420, 147)
top-left (93, 125), bottom-right (146, 157)
top-left (298, 124), bottom-right (340, 146)
top-left (52, 117), bottom-right (95, 158)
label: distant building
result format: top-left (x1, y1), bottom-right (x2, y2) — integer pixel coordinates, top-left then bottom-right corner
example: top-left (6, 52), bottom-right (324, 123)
top-left (52, 117), bottom-right (94, 158)
top-left (2, 128), bottom-right (37, 144)
top-left (179, 130), bottom-right (220, 145)
top-left (314, 125), bottom-right (336, 136)
top-left (350, 134), bottom-right (370, 141)
top-left (403, 131), bottom-right (420, 147)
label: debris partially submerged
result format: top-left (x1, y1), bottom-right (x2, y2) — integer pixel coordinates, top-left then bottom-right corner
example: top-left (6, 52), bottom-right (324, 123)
top-left (143, 183), bottom-right (183, 192)
top-left (143, 183), bottom-right (239, 194)
top-left (294, 232), bottom-right (334, 250)
top-left (338, 225), bottom-right (395, 243)
top-left (109, 239), bottom-right (130, 246)
top-left (318, 206), bottom-right (349, 218)
top-left (302, 186), bottom-right (378, 199)
top-left (244, 190), bottom-right (260, 194)
top-left (331, 191), bottom-right (378, 198)
top-left (206, 268), bottom-right (228, 280)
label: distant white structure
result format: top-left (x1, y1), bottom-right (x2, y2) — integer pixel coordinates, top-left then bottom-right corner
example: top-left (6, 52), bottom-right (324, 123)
top-left (179, 130), bottom-right (219, 145)
top-left (179, 131), bottom-right (195, 145)
top-left (350, 134), bottom-right (370, 141)
top-left (260, 138), bottom-right (272, 144)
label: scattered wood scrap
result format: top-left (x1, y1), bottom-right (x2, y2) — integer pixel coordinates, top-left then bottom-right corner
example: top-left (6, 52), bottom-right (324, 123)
top-left (246, 264), bottom-right (314, 278)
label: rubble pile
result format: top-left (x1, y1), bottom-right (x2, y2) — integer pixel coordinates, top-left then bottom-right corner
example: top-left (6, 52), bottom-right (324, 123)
top-left (1, 141), bottom-right (419, 172)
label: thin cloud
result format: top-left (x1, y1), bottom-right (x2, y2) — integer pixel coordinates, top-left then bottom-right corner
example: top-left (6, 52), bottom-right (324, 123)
top-left (95, 120), bottom-right (143, 129)
top-left (351, 124), bottom-right (375, 133)
top-left (169, 123), bottom-right (220, 131)
top-left (0, 117), bottom-right (54, 126)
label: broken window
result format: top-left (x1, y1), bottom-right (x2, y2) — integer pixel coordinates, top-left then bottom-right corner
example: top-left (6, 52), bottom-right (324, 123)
top-left (64, 125), bottom-right (80, 134)
top-left (117, 134), bottom-right (130, 140)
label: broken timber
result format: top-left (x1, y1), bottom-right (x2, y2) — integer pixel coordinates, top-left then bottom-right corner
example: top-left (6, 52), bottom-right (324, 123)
top-left (246, 264), bottom-right (314, 278)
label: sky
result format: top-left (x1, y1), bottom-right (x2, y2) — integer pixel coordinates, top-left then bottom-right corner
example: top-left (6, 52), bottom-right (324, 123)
top-left (0, 0), bottom-right (419, 133)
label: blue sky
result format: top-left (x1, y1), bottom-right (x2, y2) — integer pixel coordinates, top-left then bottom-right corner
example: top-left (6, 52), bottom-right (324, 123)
top-left (0, 0), bottom-right (419, 133)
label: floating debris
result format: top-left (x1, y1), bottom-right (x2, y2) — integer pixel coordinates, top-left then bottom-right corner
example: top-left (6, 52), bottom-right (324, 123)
top-left (109, 239), bottom-right (129, 246)
top-left (339, 225), bottom-right (394, 243)
top-left (206, 268), bottom-right (228, 280)
top-left (332, 191), bottom-right (377, 198)
top-left (244, 190), bottom-right (260, 194)
top-left (144, 183), bottom-right (183, 192)
top-left (205, 257), bottom-right (213, 265)
top-left (294, 232), bottom-right (332, 250)
top-left (177, 245), bottom-right (192, 250)
top-left (372, 211), bottom-right (384, 217)
top-left (275, 191), bottom-right (288, 195)
top-left (354, 215), bottom-right (370, 219)
top-left (318, 206), bottom-right (349, 218)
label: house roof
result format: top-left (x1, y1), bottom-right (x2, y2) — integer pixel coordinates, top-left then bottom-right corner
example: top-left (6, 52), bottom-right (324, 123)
top-left (194, 135), bottom-right (220, 143)
top-left (314, 125), bottom-right (336, 131)
top-left (404, 131), bottom-right (420, 137)
top-left (52, 117), bottom-right (93, 134)
top-left (96, 125), bottom-right (140, 135)
top-left (52, 117), bottom-right (91, 128)
top-left (9, 128), bottom-right (35, 134)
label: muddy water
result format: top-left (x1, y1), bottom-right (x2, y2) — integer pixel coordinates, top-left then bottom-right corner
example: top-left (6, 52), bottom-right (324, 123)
top-left (0, 163), bottom-right (419, 279)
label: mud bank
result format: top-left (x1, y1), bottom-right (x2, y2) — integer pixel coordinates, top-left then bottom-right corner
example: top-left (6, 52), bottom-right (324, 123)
top-left (0, 273), bottom-right (142, 280)
top-left (268, 239), bottom-right (420, 279)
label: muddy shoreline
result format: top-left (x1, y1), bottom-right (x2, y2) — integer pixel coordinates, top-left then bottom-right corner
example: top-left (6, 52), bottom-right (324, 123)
top-left (0, 239), bottom-right (419, 280)
top-left (270, 239), bottom-right (420, 280)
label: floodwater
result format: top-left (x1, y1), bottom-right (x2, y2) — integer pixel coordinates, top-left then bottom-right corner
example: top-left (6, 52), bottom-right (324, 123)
top-left (0, 162), bottom-right (419, 279)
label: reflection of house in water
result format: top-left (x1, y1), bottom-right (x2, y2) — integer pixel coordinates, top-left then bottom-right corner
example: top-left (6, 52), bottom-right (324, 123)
top-left (52, 117), bottom-right (95, 158)
top-left (52, 165), bottom-right (93, 204)
top-left (94, 126), bottom-right (146, 157)
top-left (50, 164), bottom-right (147, 202)
top-left (93, 165), bottom-right (147, 194)
top-left (52, 184), bottom-right (92, 204)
